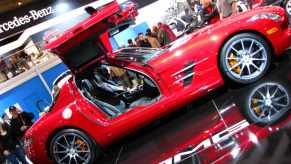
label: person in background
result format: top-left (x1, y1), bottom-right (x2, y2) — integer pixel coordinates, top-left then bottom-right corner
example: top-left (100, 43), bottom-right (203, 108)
top-left (190, 0), bottom-right (203, 12)
top-left (127, 39), bottom-right (136, 47)
top-left (0, 121), bottom-right (29, 164)
top-left (137, 33), bottom-right (151, 48)
top-left (200, 0), bottom-right (219, 23)
top-left (152, 26), bottom-right (159, 38)
top-left (146, 29), bottom-right (161, 48)
top-left (135, 37), bottom-right (140, 47)
top-left (0, 119), bottom-right (4, 163)
top-left (246, 0), bottom-right (253, 9)
top-left (108, 66), bottom-right (132, 88)
top-left (1, 113), bottom-right (11, 126)
top-left (0, 57), bottom-right (8, 83)
top-left (157, 24), bottom-right (171, 47)
top-left (181, 8), bottom-right (194, 23)
top-left (158, 22), bottom-right (177, 42)
top-left (9, 106), bottom-right (34, 141)
top-left (216, 0), bottom-right (238, 19)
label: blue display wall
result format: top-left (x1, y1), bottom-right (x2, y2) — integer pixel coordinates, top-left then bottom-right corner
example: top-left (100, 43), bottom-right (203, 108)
top-left (0, 63), bottom-right (68, 120)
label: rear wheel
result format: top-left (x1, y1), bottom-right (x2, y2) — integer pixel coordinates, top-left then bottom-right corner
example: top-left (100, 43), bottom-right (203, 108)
top-left (49, 129), bottom-right (98, 164)
top-left (220, 33), bottom-right (271, 84)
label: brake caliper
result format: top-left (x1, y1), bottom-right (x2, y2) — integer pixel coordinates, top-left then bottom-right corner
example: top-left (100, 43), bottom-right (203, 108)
top-left (252, 98), bottom-right (262, 116)
top-left (228, 53), bottom-right (241, 74)
top-left (75, 139), bottom-right (87, 151)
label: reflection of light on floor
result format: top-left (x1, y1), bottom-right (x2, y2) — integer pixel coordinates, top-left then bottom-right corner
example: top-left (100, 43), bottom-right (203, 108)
top-left (231, 131), bottom-right (261, 161)
top-left (218, 103), bottom-right (236, 115)
top-left (249, 132), bottom-right (259, 145)
top-left (26, 156), bottom-right (33, 164)
top-left (230, 145), bottom-right (241, 159)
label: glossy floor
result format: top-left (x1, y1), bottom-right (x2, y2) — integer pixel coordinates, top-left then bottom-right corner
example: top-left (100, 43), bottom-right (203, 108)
top-left (99, 51), bottom-right (291, 164)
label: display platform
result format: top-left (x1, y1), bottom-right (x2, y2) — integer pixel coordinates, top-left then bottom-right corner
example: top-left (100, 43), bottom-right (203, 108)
top-left (98, 51), bottom-right (291, 164)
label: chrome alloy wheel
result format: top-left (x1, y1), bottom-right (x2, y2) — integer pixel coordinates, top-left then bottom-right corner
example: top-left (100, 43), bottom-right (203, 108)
top-left (286, 0), bottom-right (291, 16)
top-left (248, 82), bottom-right (290, 123)
top-left (225, 38), bottom-right (268, 81)
top-left (52, 133), bottom-right (91, 164)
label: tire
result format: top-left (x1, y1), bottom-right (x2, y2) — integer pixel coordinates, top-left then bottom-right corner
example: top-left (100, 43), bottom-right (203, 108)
top-left (220, 33), bottom-right (271, 84)
top-left (242, 82), bottom-right (290, 126)
top-left (49, 129), bottom-right (99, 164)
top-left (285, 0), bottom-right (291, 17)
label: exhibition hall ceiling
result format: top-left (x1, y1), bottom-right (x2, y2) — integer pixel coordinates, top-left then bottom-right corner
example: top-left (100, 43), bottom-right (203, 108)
top-left (0, 0), bottom-right (40, 14)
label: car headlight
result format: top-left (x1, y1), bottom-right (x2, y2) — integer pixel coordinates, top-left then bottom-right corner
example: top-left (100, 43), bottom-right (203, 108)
top-left (248, 13), bottom-right (282, 22)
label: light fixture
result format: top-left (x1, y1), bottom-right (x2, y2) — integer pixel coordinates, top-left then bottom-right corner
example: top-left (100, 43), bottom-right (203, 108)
top-left (17, 1), bottom-right (23, 6)
top-left (55, 2), bottom-right (71, 13)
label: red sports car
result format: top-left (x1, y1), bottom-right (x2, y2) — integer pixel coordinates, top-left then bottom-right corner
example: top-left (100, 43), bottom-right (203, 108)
top-left (24, 4), bottom-right (291, 164)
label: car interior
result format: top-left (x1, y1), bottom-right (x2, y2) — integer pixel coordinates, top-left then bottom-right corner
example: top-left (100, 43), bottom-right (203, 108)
top-left (75, 64), bottom-right (160, 117)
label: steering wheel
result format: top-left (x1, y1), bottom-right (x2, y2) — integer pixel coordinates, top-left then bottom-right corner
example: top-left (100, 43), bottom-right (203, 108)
top-left (114, 84), bottom-right (144, 101)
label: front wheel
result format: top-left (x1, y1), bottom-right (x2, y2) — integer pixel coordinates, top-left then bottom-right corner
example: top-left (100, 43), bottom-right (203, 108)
top-left (49, 129), bottom-right (98, 164)
top-left (220, 33), bottom-right (271, 84)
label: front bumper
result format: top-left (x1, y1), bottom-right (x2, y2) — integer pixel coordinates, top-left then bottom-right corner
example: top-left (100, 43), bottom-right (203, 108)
top-left (24, 133), bottom-right (52, 164)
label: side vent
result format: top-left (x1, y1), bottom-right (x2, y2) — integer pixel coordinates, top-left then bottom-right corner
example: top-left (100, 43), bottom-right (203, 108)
top-left (172, 61), bottom-right (195, 87)
top-left (183, 61), bottom-right (195, 86)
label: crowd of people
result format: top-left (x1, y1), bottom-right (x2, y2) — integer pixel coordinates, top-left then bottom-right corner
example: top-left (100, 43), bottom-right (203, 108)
top-left (127, 22), bottom-right (177, 48)
top-left (0, 51), bottom-right (32, 84)
top-left (0, 106), bottom-right (34, 164)
top-left (126, 0), bottom-right (240, 49)
top-left (189, 0), bottom-right (239, 21)
top-left (187, 0), bottom-right (239, 17)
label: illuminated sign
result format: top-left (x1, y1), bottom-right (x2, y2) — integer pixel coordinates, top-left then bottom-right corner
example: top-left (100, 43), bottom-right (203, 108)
top-left (0, 7), bottom-right (53, 34)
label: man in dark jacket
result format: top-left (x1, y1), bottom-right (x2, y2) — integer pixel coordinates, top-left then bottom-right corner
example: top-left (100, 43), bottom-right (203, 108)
top-left (137, 33), bottom-right (151, 48)
top-left (9, 106), bottom-right (34, 140)
top-left (0, 121), bottom-right (28, 164)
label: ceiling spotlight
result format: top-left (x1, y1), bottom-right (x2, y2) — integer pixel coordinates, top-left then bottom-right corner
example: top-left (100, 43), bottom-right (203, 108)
top-left (17, 1), bottom-right (23, 6)
top-left (55, 2), bottom-right (70, 13)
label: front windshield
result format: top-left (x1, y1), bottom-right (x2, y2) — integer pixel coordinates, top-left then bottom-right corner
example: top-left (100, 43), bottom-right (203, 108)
top-left (115, 47), bottom-right (166, 63)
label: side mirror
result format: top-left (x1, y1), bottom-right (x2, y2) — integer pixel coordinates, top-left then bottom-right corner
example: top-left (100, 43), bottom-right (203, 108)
top-left (85, 6), bottom-right (97, 15)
